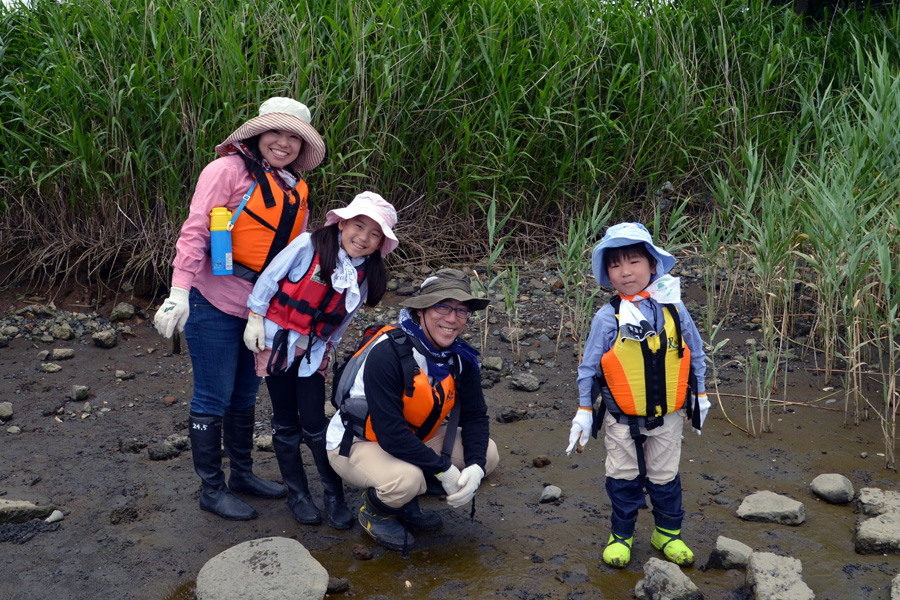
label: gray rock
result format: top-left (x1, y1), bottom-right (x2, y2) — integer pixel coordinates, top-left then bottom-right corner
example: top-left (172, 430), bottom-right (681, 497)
top-left (0, 335), bottom-right (8, 347)
top-left (7, 426), bottom-right (21, 434)
top-left (500, 326), bottom-right (525, 342)
top-left (37, 350), bottom-right (50, 360)
top-left (736, 490), bottom-right (805, 525)
top-left (109, 302), bottom-right (135, 321)
top-left (892, 572), bottom-right (900, 600)
top-left (526, 350), bottom-right (542, 363)
top-left (109, 496), bottom-right (139, 525)
top-left (810, 473), bottom-right (854, 504)
top-left (92, 329), bottom-right (118, 348)
top-left (706, 536), bottom-right (752, 570)
top-left (71, 385), bottom-right (90, 401)
top-left (495, 407), bottom-right (528, 423)
top-left (0, 402), bottom-right (12, 420)
top-left (510, 373), bottom-right (540, 392)
top-left (0, 498), bottom-right (56, 524)
top-left (147, 442), bottom-right (181, 461)
top-left (855, 512), bottom-right (900, 554)
top-left (2, 325), bottom-right (19, 337)
top-left (49, 322), bottom-right (74, 340)
top-left (745, 552), bottom-right (813, 600)
top-left (482, 356), bottom-right (504, 371)
top-left (857, 487), bottom-right (900, 517)
top-left (50, 348), bottom-right (76, 361)
top-left (635, 557), bottom-right (702, 600)
top-left (40, 363), bottom-right (62, 373)
top-left (539, 486), bottom-right (562, 503)
top-left (196, 537), bottom-right (328, 600)
top-left (45, 510), bottom-right (65, 523)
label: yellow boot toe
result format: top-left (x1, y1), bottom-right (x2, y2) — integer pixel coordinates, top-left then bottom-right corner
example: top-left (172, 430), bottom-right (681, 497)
top-left (602, 533), bottom-right (633, 568)
top-left (650, 527), bottom-right (694, 567)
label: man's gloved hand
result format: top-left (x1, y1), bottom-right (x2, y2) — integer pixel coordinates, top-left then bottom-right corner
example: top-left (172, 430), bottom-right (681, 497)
top-left (565, 407), bottom-right (593, 456)
top-left (243, 311), bottom-right (266, 353)
top-left (694, 394), bottom-right (711, 435)
top-left (446, 465), bottom-right (485, 508)
top-left (435, 465), bottom-right (462, 497)
top-left (153, 287), bottom-right (190, 339)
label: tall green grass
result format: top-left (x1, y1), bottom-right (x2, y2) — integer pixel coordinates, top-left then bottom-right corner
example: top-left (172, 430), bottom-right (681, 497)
top-left (1, 0), bottom-right (899, 462)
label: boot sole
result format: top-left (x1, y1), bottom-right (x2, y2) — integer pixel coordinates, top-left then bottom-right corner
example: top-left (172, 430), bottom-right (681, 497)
top-left (359, 515), bottom-right (414, 552)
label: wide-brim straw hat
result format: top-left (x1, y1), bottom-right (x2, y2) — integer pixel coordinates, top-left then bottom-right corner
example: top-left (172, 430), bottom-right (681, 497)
top-left (400, 268), bottom-right (490, 311)
top-left (215, 97), bottom-right (326, 172)
top-left (591, 222), bottom-right (675, 288)
top-left (324, 191), bottom-right (399, 258)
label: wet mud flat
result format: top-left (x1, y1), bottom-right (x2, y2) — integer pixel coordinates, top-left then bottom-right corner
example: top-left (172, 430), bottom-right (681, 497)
top-left (1, 289), bottom-right (899, 599)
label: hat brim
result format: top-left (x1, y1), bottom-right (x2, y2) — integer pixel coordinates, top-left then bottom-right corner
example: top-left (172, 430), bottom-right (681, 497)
top-left (325, 207), bottom-right (399, 258)
top-left (400, 291), bottom-right (490, 311)
top-left (215, 113), bottom-right (326, 172)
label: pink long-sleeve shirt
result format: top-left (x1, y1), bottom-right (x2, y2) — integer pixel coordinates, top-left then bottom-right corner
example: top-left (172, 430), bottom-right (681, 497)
top-left (170, 155), bottom-right (310, 318)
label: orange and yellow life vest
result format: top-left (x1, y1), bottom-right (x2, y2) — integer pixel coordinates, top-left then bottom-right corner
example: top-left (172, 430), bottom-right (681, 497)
top-left (600, 301), bottom-right (691, 419)
top-left (230, 167), bottom-right (308, 282)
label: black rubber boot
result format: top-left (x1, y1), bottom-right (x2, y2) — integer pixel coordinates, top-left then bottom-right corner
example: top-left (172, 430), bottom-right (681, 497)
top-left (189, 414), bottom-right (257, 520)
top-left (400, 496), bottom-right (443, 532)
top-left (271, 422), bottom-right (321, 525)
top-left (304, 427), bottom-right (353, 530)
top-left (359, 488), bottom-right (414, 552)
top-left (223, 407), bottom-right (287, 499)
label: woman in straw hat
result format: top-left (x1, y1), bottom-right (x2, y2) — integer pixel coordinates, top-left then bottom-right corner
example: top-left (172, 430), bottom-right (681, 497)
top-left (324, 268), bottom-right (500, 552)
top-left (154, 97), bottom-right (326, 521)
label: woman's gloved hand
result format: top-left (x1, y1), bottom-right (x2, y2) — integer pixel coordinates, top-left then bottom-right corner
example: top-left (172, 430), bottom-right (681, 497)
top-left (243, 311), bottom-right (266, 353)
top-left (446, 465), bottom-right (484, 508)
top-left (694, 394), bottom-right (710, 435)
top-left (565, 407), bottom-right (593, 456)
top-left (153, 287), bottom-right (190, 339)
top-left (435, 465), bottom-right (462, 496)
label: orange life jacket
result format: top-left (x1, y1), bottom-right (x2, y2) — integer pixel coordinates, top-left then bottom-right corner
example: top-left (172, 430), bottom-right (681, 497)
top-left (335, 327), bottom-right (460, 456)
top-left (231, 165), bottom-right (308, 282)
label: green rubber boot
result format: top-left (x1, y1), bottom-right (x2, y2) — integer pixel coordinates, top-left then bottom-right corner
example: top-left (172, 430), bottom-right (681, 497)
top-left (602, 532), bottom-right (633, 568)
top-left (650, 527), bottom-right (694, 567)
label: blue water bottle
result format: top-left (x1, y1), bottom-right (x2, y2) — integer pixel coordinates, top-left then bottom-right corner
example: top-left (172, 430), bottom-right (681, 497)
top-left (209, 207), bottom-right (233, 275)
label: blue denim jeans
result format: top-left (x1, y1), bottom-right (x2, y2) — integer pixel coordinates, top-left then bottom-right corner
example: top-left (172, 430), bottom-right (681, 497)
top-left (184, 287), bottom-right (260, 416)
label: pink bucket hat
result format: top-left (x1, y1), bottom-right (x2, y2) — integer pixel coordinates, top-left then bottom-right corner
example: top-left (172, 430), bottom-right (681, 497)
top-left (325, 192), bottom-right (399, 257)
top-left (215, 97), bottom-right (326, 172)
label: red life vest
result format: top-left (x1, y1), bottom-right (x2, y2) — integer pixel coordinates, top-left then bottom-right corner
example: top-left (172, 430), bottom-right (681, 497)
top-left (230, 165), bottom-right (309, 282)
top-left (265, 254), bottom-right (366, 341)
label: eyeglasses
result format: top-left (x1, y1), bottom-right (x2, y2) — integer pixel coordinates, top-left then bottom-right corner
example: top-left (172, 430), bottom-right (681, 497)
top-left (431, 303), bottom-right (472, 321)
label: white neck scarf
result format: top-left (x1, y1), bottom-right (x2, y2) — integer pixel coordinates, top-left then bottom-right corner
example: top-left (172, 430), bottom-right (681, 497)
top-left (617, 275), bottom-right (682, 341)
top-left (332, 232), bottom-right (364, 312)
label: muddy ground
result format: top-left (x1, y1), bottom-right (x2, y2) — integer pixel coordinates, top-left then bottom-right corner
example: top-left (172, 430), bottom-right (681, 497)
top-left (1, 269), bottom-right (898, 600)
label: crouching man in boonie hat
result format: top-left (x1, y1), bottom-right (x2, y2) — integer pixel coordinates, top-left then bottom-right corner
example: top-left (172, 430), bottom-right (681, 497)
top-left (325, 268), bottom-right (500, 552)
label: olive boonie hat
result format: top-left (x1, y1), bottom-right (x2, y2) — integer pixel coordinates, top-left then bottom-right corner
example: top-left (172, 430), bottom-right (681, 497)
top-left (400, 268), bottom-right (490, 311)
top-left (215, 97), bottom-right (326, 172)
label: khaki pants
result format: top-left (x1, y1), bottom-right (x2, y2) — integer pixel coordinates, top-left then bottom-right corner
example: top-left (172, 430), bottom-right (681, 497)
top-left (604, 409), bottom-right (683, 485)
top-left (327, 425), bottom-right (500, 508)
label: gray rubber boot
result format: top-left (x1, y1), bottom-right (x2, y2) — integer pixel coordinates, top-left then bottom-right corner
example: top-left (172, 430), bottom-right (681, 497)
top-left (400, 496), bottom-right (443, 532)
top-left (303, 427), bottom-right (353, 530)
top-left (359, 488), bottom-right (414, 553)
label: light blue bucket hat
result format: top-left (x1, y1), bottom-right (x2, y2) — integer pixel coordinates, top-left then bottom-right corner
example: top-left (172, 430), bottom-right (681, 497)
top-left (591, 222), bottom-right (675, 287)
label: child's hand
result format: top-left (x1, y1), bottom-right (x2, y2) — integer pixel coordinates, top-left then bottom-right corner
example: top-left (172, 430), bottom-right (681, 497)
top-left (566, 407), bottom-right (593, 456)
top-left (694, 394), bottom-right (710, 435)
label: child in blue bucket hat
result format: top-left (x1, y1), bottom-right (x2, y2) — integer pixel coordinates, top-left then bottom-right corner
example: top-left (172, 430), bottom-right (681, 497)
top-left (565, 222), bottom-right (709, 569)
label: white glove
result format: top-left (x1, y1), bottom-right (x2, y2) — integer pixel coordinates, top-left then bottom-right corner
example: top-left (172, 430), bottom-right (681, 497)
top-left (694, 394), bottom-right (710, 435)
top-left (153, 287), bottom-right (190, 339)
top-left (434, 465), bottom-right (462, 497)
top-left (243, 311), bottom-right (266, 353)
top-left (446, 465), bottom-right (485, 508)
top-left (566, 407), bottom-right (593, 456)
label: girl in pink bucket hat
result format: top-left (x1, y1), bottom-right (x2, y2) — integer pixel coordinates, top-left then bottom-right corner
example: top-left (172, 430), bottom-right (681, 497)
top-left (153, 96), bottom-right (326, 523)
top-left (243, 191), bottom-right (398, 530)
